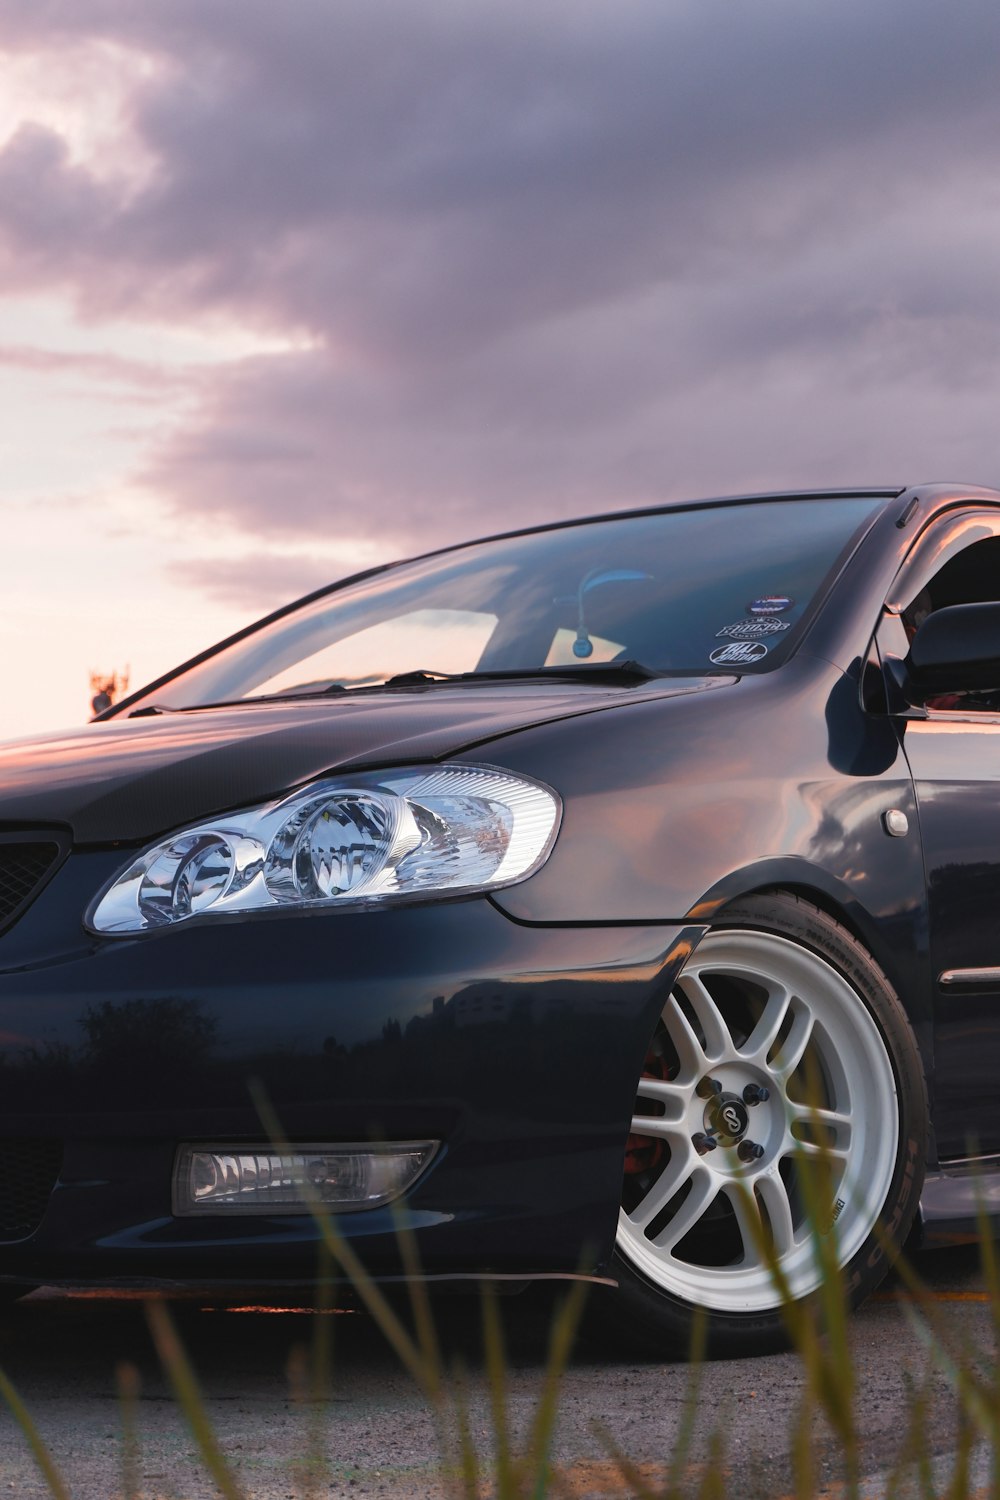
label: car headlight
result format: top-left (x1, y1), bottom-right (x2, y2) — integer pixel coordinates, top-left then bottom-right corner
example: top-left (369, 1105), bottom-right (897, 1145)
top-left (87, 763), bottom-right (560, 934)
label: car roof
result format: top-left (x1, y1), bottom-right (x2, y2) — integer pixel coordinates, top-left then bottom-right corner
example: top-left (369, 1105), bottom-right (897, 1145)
top-left (436, 487), bottom-right (906, 551)
top-left (294, 488), bottom-right (911, 604)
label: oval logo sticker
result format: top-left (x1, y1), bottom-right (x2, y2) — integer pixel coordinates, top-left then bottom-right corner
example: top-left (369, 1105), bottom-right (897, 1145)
top-left (710, 641), bottom-right (769, 666)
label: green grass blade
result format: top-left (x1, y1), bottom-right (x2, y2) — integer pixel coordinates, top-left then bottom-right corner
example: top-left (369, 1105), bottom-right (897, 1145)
top-left (145, 1299), bottom-right (247, 1500)
top-left (591, 1420), bottom-right (660, 1500)
top-left (480, 1284), bottom-right (516, 1498)
top-left (790, 1400), bottom-right (815, 1500)
top-left (696, 1428), bottom-right (727, 1500)
top-left (448, 1357), bottom-right (482, 1500)
top-left (116, 1360), bottom-right (142, 1500)
top-left (522, 1281), bottom-right (586, 1499)
top-left (663, 1304), bottom-right (708, 1500)
top-left (913, 1383), bottom-right (935, 1500)
top-left (885, 1369), bottom-right (917, 1500)
top-left (900, 1296), bottom-right (998, 1446)
top-left (389, 1191), bottom-right (444, 1405)
top-left (248, 1077), bottom-right (442, 1405)
top-left (945, 1395), bottom-right (973, 1500)
top-left (0, 1361), bottom-right (71, 1500)
top-left (311, 1240), bottom-right (334, 1407)
top-left (286, 1339), bottom-right (330, 1499)
top-left (295, 1239), bottom-right (334, 1496)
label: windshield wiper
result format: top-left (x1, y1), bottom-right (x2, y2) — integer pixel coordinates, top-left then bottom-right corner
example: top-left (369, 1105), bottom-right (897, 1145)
top-left (129, 685), bottom-right (353, 714)
top-left (381, 670), bottom-right (457, 687)
top-left (128, 662), bottom-right (661, 715)
top-left (382, 660), bottom-right (661, 688)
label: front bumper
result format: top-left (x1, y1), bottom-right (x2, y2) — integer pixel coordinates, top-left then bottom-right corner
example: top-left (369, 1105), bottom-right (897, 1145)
top-left (0, 847), bottom-right (698, 1289)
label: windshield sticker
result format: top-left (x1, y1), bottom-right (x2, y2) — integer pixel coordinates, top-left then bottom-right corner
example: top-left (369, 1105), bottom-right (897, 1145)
top-left (710, 641), bottom-right (769, 666)
top-left (716, 619), bottom-right (789, 640)
top-left (747, 595), bottom-right (794, 615)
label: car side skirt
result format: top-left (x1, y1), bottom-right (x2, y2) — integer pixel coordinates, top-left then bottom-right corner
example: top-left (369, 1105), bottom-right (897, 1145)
top-left (918, 1156), bottom-right (1000, 1246)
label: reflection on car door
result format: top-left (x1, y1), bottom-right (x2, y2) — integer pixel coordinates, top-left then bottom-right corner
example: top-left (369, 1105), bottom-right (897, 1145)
top-left (903, 711), bottom-right (1000, 1158)
top-left (884, 524), bottom-right (1000, 1160)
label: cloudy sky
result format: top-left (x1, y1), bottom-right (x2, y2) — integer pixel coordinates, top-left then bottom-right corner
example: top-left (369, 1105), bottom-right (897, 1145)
top-left (3, 0), bottom-right (1000, 739)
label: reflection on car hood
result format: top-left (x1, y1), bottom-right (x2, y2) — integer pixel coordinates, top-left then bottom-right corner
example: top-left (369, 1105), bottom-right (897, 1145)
top-left (0, 676), bottom-right (732, 843)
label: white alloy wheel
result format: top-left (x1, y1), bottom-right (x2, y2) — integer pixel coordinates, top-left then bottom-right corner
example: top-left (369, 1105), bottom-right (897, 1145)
top-left (617, 923), bottom-right (902, 1315)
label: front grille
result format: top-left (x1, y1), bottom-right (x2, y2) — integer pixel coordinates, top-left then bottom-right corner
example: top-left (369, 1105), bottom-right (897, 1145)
top-left (0, 1140), bottom-right (63, 1240)
top-left (0, 841), bottom-right (62, 933)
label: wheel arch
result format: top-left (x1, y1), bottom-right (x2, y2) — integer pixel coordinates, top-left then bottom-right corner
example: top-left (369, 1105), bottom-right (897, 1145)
top-left (684, 859), bottom-right (932, 1078)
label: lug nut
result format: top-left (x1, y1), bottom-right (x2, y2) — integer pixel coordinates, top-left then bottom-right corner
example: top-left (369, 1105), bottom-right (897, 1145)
top-left (737, 1140), bottom-right (765, 1162)
top-left (692, 1132), bottom-right (718, 1156)
top-left (695, 1077), bottom-right (723, 1099)
top-left (742, 1084), bottom-right (770, 1106)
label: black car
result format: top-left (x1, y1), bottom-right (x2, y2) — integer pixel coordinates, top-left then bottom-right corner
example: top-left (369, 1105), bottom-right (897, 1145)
top-left (3, 481), bottom-right (1000, 1354)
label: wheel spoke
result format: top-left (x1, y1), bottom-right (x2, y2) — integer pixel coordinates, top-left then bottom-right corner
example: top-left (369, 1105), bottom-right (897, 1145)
top-left (722, 1181), bottom-right (768, 1269)
top-left (741, 982), bottom-right (792, 1063)
top-left (650, 1166), bottom-right (718, 1252)
top-left (661, 993), bottom-right (710, 1078)
top-left (755, 1169), bottom-right (797, 1258)
top-left (634, 1075), bottom-right (688, 1121)
top-left (627, 1147), bottom-right (697, 1231)
top-left (675, 970), bottom-right (732, 1061)
top-left (783, 1138), bottom-right (851, 1190)
top-left (771, 1005), bottom-right (815, 1079)
top-left (788, 1103), bottom-right (853, 1157)
top-left (629, 1112), bottom-right (683, 1141)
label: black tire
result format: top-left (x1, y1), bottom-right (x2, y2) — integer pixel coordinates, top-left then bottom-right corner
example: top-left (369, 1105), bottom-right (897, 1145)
top-left (601, 891), bottom-right (927, 1358)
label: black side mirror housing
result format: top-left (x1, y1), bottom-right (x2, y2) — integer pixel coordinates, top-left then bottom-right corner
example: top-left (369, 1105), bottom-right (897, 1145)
top-left (905, 601), bottom-right (1000, 700)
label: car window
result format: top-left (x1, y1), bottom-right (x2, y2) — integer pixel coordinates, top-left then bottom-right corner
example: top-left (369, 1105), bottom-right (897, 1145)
top-left (900, 531), bottom-right (1000, 712)
top-left (122, 496), bottom-right (885, 710)
top-left (888, 512), bottom-right (1000, 611)
top-left (249, 609), bottom-right (499, 696)
top-left (912, 535), bottom-right (1000, 614)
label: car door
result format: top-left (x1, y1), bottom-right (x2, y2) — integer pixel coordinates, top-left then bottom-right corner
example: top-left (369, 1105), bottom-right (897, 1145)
top-left (877, 511), bottom-right (1000, 1160)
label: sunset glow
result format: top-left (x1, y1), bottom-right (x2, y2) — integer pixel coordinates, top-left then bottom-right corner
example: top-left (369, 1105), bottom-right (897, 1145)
top-left (3, 1), bottom-right (999, 741)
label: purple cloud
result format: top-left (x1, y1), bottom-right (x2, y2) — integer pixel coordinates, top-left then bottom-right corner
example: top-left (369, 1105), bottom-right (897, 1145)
top-left (3, 0), bottom-right (1000, 577)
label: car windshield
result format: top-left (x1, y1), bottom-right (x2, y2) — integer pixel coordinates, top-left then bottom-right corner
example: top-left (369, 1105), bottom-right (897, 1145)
top-left (122, 496), bottom-right (884, 711)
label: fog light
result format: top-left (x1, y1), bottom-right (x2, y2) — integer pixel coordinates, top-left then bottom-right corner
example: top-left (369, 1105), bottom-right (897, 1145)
top-left (173, 1141), bottom-right (437, 1215)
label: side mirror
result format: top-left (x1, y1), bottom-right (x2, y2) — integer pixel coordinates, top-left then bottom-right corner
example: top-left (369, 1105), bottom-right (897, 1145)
top-left (905, 601), bottom-right (1000, 700)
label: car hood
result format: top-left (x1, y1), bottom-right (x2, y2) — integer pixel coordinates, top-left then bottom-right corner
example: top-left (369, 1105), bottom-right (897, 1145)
top-left (0, 676), bottom-right (731, 843)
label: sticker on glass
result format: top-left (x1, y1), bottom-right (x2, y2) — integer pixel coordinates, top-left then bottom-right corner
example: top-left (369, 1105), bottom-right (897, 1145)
top-left (710, 641), bottom-right (769, 666)
top-left (716, 619), bottom-right (789, 640)
top-left (747, 595), bottom-right (793, 615)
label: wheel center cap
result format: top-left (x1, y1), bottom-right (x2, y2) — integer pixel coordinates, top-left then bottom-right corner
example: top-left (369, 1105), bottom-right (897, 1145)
top-left (706, 1094), bottom-right (750, 1143)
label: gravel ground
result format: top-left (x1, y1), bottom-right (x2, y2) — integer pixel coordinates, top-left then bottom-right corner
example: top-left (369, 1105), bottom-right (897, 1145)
top-left (0, 1243), bottom-right (989, 1498)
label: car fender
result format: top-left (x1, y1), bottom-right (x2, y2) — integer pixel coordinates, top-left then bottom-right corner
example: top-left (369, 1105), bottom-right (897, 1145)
top-left (483, 655), bottom-right (932, 1052)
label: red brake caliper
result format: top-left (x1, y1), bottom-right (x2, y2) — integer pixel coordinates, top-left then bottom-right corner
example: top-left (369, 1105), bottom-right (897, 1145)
top-left (623, 1038), bottom-right (669, 1177)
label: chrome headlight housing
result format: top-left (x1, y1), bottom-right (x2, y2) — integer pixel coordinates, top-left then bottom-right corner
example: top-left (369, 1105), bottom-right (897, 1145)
top-left (87, 763), bottom-right (560, 935)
